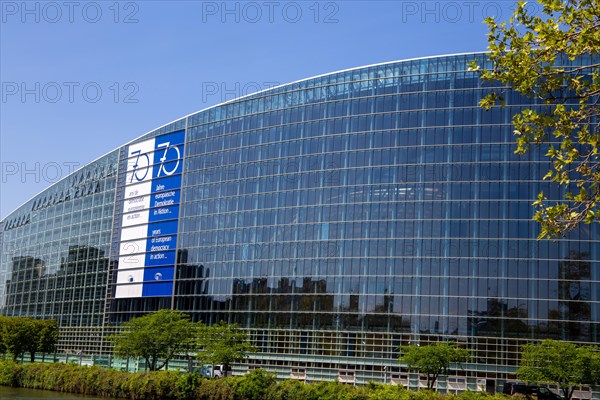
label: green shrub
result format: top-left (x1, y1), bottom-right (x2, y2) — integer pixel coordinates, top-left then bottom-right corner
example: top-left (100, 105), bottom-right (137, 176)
top-left (0, 360), bottom-right (512, 400)
top-left (196, 376), bottom-right (236, 400)
top-left (406, 389), bottom-right (446, 400)
top-left (266, 379), bottom-right (308, 400)
top-left (124, 370), bottom-right (187, 400)
top-left (175, 371), bottom-right (203, 400)
top-left (303, 381), bottom-right (356, 400)
top-left (233, 369), bottom-right (277, 400)
top-left (0, 360), bottom-right (200, 399)
top-left (0, 360), bottom-right (22, 387)
top-left (456, 392), bottom-right (508, 400)
top-left (364, 383), bottom-right (407, 400)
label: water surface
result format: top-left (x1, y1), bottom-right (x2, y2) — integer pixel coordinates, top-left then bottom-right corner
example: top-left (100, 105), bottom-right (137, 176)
top-left (0, 386), bottom-right (117, 399)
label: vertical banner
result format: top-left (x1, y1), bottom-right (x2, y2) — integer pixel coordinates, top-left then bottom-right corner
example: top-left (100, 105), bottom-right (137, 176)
top-left (115, 130), bottom-right (185, 298)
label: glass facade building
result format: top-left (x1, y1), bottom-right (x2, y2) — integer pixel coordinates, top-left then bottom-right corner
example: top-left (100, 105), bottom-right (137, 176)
top-left (1, 53), bottom-right (598, 391)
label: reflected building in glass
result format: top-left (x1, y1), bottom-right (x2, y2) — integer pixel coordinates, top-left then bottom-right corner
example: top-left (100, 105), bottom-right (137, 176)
top-left (1, 53), bottom-right (598, 391)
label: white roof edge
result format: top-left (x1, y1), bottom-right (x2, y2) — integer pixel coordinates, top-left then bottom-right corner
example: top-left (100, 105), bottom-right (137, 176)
top-left (1, 51), bottom-right (488, 223)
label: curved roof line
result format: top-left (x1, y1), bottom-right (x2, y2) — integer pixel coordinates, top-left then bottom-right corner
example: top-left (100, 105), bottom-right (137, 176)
top-left (213, 51), bottom-right (488, 108)
top-left (2, 51), bottom-right (487, 222)
top-left (125, 51), bottom-right (488, 147)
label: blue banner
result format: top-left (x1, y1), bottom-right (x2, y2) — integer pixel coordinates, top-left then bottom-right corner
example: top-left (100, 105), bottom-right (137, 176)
top-left (148, 204), bottom-right (180, 223)
top-left (146, 234), bottom-right (178, 252)
top-left (152, 131), bottom-right (185, 179)
top-left (142, 281), bottom-right (174, 297)
top-left (151, 190), bottom-right (180, 209)
top-left (143, 266), bottom-right (175, 282)
top-left (116, 130), bottom-right (186, 299)
top-left (147, 220), bottom-right (179, 238)
top-left (145, 250), bottom-right (176, 266)
top-left (152, 175), bottom-right (182, 193)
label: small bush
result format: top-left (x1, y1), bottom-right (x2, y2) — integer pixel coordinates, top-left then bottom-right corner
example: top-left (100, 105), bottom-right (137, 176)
top-left (267, 379), bottom-right (309, 400)
top-left (302, 381), bottom-right (356, 400)
top-left (233, 369), bottom-right (277, 400)
top-left (0, 360), bottom-right (22, 387)
top-left (197, 376), bottom-right (236, 400)
top-left (0, 361), bottom-right (191, 399)
top-left (364, 383), bottom-right (407, 400)
top-left (175, 371), bottom-right (203, 400)
top-left (406, 389), bottom-right (446, 400)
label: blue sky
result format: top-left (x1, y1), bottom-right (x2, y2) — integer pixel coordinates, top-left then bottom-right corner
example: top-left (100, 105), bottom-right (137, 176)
top-left (0, 0), bottom-right (526, 218)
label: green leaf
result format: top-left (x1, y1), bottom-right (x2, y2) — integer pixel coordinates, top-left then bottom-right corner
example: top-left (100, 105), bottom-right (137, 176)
top-left (476, 0), bottom-right (600, 238)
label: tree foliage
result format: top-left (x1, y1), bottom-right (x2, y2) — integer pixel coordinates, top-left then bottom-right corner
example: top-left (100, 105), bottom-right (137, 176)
top-left (472, 0), bottom-right (600, 238)
top-left (0, 316), bottom-right (33, 361)
top-left (399, 342), bottom-right (471, 390)
top-left (109, 309), bottom-right (198, 371)
top-left (517, 339), bottom-right (600, 400)
top-left (0, 316), bottom-right (59, 362)
top-left (197, 321), bottom-right (257, 374)
top-left (29, 319), bottom-right (59, 361)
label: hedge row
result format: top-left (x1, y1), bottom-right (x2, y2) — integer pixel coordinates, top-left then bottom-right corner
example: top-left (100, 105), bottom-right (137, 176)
top-left (0, 361), bottom-right (509, 400)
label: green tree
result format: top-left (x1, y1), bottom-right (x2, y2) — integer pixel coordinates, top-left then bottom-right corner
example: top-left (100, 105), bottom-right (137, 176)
top-left (1, 317), bottom-right (35, 361)
top-left (22, 319), bottom-right (59, 362)
top-left (35, 319), bottom-right (59, 359)
top-left (472, 0), bottom-right (600, 238)
top-left (197, 321), bottom-right (257, 376)
top-left (109, 309), bottom-right (198, 371)
top-left (399, 342), bottom-right (471, 390)
top-left (517, 339), bottom-right (600, 400)
top-left (0, 317), bottom-right (58, 362)
top-left (0, 317), bottom-right (59, 362)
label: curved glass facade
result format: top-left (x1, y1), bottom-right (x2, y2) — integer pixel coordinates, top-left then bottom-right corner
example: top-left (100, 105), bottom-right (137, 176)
top-left (1, 53), bottom-right (598, 390)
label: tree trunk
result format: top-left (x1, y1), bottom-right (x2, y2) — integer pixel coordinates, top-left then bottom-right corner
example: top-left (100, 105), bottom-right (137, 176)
top-left (429, 374), bottom-right (438, 390)
top-left (30, 352), bottom-right (35, 363)
top-left (562, 386), bottom-right (574, 400)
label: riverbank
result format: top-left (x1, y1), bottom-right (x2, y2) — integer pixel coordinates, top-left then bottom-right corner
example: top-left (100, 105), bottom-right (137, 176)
top-left (0, 361), bottom-right (508, 400)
